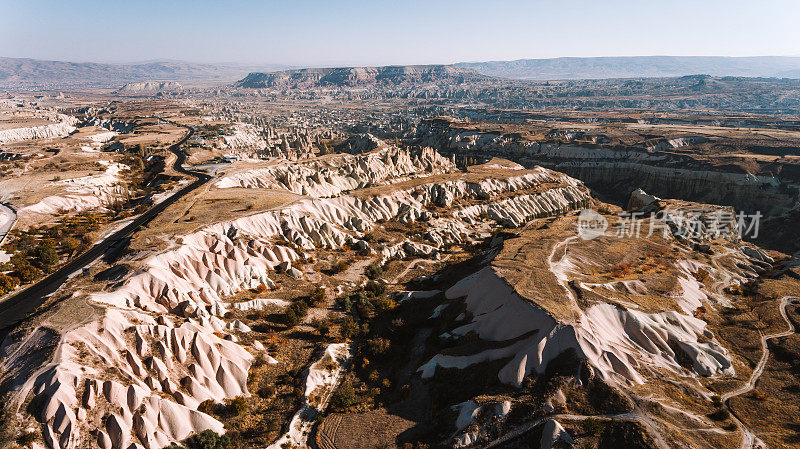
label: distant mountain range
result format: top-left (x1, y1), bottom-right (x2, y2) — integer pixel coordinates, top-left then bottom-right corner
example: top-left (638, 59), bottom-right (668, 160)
top-left (4, 56), bottom-right (800, 89)
top-left (0, 57), bottom-right (290, 88)
top-left (234, 65), bottom-right (486, 88)
top-left (457, 56), bottom-right (800, 80)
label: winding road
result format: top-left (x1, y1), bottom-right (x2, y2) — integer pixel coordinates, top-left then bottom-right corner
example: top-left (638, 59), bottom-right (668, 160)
top-left (390, 254), bottom-right (452, 285)
top-left (483, 287), bottom-right (797, 449)
top-left (722, 295), bottom-right (798, 449)
top-left (485, 232), bottom-right (798, 448)
top-left (0, 123), bottom-right (209, 330)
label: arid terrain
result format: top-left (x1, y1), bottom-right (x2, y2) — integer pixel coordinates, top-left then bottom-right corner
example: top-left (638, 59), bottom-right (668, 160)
top-left (1, 60), bottom-right (799, 449)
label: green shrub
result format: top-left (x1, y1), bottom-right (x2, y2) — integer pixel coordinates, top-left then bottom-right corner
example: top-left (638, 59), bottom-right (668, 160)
top-left (372, 296), bottom-right (395, 313)
top-left (227, 396), bottom-right (247, 416)
top-left (340, 317), bottom-right (358, 340)
top-left (311, 318), bottom-right (331, 337)
top-left (309, 286), bottom-right (326, 306)
top-left (363, 280), bottom-right (386, 296)
top-left (330, 260), bottom-right (350, 274)
top-left (366, 337), bottom-right (391, 357)
top-left (17, 430), bottom-right (37, 445)
top-left (349, 291), bottom-right (368, 306)
top-left (340, 296), bottom-right (353, 313)
top-left (581, 417), bottom-right (603, 436)
top-left (197, 399), bottom-right (217, 415)
top-left (284, 308), bottom-right (300, 327)
top-left (0, 274), bottom-right (18, 296)
top-left (363, 263), bottom-right (383, 280)
top-left (189, 430), bottom-right (230, 449)
top-left (14, 264), bottom-right (41, 284)
top-left (284, 299), bottom-right (309, 326)
top-left (61, 237), bottom-right (81, 253)
top-left (331, 381), bottom-right (356, 409)
top-left (34, 242), bottom-right (58, 268)
top-left (708, 408), bottom-right (730, 421)
top-left (257, 384), bottom-right (276, 398)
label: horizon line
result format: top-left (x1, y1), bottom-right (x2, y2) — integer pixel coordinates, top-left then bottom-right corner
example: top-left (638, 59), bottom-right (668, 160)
top-left (3, 54), bottom-right (800, 68)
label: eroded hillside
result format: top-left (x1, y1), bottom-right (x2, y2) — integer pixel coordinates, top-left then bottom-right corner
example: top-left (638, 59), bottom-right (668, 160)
top-left (1, 77), bottom-right (799, 449)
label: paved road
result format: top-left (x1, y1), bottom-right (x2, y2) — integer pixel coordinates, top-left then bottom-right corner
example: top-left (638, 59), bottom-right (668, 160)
top-left (0, 124), bottom-right (209, 331)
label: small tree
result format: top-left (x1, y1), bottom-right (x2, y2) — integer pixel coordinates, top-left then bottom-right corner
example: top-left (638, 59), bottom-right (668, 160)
top-left (331, 381), bottom-right (356, 409)
top-left (363, 280), bottom-right (386, 296)
top-left (226, 396), bottom-right (247, 416)
top-left (311, 318), bottom-right (331, 337)
top-left (581, 417), bottom-right (603, 436)
top-left (197, 399), bottom-right (217, 415)
top-left (340, 317), bottom-right (358, 340)
top-left (366, 337), bottom-right (391, 357)
top-left (61, 237), bottom-right (81, 254)
top-left (17, 430), bottom-right (37, 445)
top-left (0, 274), bottom-right (18, 296)
top-left (364, 263), bottom-right (383, 280)
top-left (330, 260), bottom-right (350, 274)
top-left (284, 308), bottom-right (300, 327)
top-left (34, 243), bottom-right (59, 269)
top-left (190, 430), bottom-right (230, 449)
top-left (308, 286), bottom-right (326, 306)
top-left (15, 264), bottom-right (41, 284)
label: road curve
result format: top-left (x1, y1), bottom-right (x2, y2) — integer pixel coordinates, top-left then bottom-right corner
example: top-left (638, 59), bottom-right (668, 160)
top-left (723, 295), bottom-right (798, 449)
top-left (0, 123), bottom-right (209, 331)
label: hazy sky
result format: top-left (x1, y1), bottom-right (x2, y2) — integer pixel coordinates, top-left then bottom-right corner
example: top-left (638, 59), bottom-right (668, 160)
top-left (1, 0), bottom-right (799, 66)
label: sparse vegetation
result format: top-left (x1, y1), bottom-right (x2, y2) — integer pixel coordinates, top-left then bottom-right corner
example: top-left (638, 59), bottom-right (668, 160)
top-left (708, 408), bottom-right (730, 421)
top-left (328, 260), bottom-right (351, 274)
top-left (364, 262), bottom-right (383, 280)
top-left (330, 381), bottom-right (357, 410)
top-left (226, 396), bottom-right (247, 416)
top-left (16, 431), bottom-right (37, 446)
top-left (311, 317), bottom-right (331, 337)
top-left (284, 298), bottom-right (309, 326)
top-left (582, 417), bottom-right (603, 436)
top-left (189, 430), bottom-right (230, 449)
top-left (308, 286), bottom-right (326, 306)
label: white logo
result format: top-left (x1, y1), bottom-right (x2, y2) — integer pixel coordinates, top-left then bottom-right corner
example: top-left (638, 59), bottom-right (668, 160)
top-left (577, 209), bottom-right (608, 240)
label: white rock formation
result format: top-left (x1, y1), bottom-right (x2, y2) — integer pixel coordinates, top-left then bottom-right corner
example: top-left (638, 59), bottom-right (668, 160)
top-left (1, 154), bottom-right (591, 449)
top-left (21, 162), bottom-right (130, 216)
top-left (627, 188), bottom-right (660, 211)
top-left (419, 266), bottom-right (734, 387)
top-left (451, 399), bottom-right (511, 447)
top-left (540, 419), bottom-right (573, 449)
top-left (221, 123), bottom-right (266, 150)
top-left (0, 114), bottom-right (78, 144)
top-left (115, 82), bottom-right (183, 95)
top-left (267, 343), bottom-right (350, 449)
top-left (455, 185), bottom-right (590, 227)
top-left (216, 146), bottom-right (457, 197)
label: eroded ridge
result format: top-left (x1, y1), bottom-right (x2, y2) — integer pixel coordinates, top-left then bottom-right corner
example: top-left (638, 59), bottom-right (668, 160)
top-left (0, 144), bottom-right (592, 449)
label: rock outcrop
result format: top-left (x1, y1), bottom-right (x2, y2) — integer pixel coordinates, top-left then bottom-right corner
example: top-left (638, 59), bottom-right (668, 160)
top-left (0, 114), bottom-right (77, 144)
top-left (235, 65), bottom-right (487, 89)
top-left (114, 82), bottom-right (183, 96)
top-left (1, 151), bottom-right (591, 449)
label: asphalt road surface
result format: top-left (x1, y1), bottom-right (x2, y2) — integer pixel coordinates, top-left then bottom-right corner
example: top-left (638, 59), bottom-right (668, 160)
top-left (0, 124), bottom-right (209, 331)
